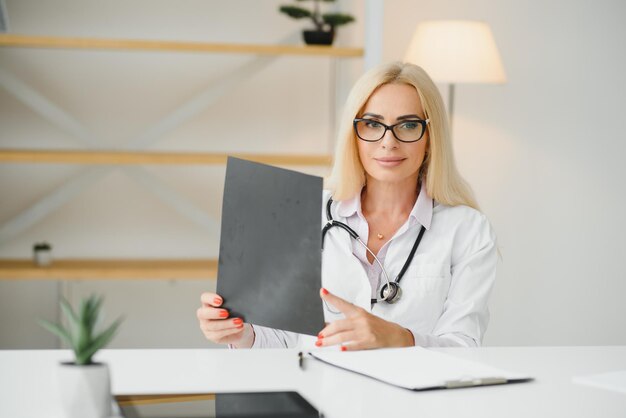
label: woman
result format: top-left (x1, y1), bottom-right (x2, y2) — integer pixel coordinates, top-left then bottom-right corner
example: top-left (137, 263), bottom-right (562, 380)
top-left (197, 61), bottom-right (497, 350)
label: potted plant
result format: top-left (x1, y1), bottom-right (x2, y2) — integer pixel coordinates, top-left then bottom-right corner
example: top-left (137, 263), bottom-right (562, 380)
top-left (33, 241), bottom-right (52, 266)
top-left (40, 295), bottom-right (123, 418)
top-left (279, 0), bottom-right (355, 45)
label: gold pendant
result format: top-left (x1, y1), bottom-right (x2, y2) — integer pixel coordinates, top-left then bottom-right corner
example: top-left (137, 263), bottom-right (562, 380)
top-left (377, 233), bottom-right (384, 240)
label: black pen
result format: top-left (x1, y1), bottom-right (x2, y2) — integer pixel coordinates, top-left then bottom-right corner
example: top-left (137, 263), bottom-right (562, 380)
top-left (298, 351), bottom-right (305, 370)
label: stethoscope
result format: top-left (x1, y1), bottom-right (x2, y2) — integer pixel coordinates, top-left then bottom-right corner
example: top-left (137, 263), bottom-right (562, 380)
top-left (321, 198), bottom-right (426, 306)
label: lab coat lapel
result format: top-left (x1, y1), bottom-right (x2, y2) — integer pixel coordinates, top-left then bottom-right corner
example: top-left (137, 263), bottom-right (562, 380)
top-left (321, 216), bottom-right (372, 320)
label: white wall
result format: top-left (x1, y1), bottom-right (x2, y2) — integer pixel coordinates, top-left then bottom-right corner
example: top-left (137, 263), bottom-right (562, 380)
top-left (384, 0), bottom-right (626, 345)
top-left (0, 0), bottom-right (364, 348)
top-left (1, 0), bottom-right (625, 349)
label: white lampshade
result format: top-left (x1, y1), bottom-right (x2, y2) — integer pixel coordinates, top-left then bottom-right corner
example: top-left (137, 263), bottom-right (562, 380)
top-left (404, 20), bottom-right (507, 84)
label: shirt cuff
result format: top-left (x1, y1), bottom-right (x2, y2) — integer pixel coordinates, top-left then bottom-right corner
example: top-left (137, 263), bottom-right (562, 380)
top-left (408, 328), bottom-right (476, 347)
top-left (227, 325), bottom-right (257, 349)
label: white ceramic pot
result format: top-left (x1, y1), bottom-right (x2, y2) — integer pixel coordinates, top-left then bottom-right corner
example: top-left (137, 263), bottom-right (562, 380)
top-left (57, 362), bottom-right (112, 418)
top-left (34, 248), bottom-right (52, 266)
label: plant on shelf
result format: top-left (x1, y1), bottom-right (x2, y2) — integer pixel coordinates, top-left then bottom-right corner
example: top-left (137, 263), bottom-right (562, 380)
top-left (39, 295), bottom-right (123, 418)
top-left (279, 0), bottom-right (355, 45)
top-left (33, 241), bottom-right (53, 266)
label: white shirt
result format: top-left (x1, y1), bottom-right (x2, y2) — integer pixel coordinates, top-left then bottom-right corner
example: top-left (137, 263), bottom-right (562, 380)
top-left (340, 182), bottom-right (434, 300)
top-left (250, 183), bottom-right (497, 349)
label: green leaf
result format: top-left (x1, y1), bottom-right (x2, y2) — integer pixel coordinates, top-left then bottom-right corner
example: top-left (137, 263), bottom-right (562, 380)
top-left (37, 294), bottom-right (123, 365)
top-left (322, 13), bottom-right (355, 27)
top-left (76, 296), bottom-right (98, 365)
top-left (76, 317), bottom-right (93, 363)
top-left (59, 297), bottom-right (79, 337)
top-left (75, 351), bottom-right (89, 365)
top-left (80, 318), bottom-right (123, 365)
top-left (38, 319), bottom-right (73, 347)
top-left (77, 311), bottom-right (92, 357)
top-left (59, 297), bottom-right (79, 326)
top-left (86, 295), bottom-right (104, 330)
top-left (279, 6), bottom-right (312, 19)
top-left (79, 297), bottom-right (88, 326)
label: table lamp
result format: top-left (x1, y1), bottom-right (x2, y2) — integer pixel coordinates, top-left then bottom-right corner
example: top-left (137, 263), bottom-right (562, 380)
top-left (404, 20), bottom-right (506, 132)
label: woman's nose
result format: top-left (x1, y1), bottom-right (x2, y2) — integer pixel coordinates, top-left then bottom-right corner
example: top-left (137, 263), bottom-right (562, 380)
top-left (380, 128), bottom-right (398, 149)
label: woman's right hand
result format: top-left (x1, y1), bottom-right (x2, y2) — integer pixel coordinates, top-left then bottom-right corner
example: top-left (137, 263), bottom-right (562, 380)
top-left (197, 292), bottom-right (254, 348)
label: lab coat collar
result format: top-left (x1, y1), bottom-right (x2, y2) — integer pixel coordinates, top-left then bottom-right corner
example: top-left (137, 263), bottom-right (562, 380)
top-left (335, 182), bottom-right (433, 230)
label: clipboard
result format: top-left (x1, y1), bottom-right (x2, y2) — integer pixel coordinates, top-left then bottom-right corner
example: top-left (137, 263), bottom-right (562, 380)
top-left (306, 346), bottom-right (533, 391)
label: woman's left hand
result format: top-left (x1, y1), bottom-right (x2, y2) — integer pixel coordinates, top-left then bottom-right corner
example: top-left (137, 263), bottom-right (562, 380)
top-left (317, 288), bottom-right (415, 350)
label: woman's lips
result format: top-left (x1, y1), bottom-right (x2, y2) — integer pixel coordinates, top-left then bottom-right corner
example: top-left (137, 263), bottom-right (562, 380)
top-left (375, 157), bottom-right (406, 167)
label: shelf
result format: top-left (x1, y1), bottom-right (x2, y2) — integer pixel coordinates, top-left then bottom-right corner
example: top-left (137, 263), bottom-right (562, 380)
top-left (0, 149), bottom-right (333, 166)
top-left (0, 259), bottom-right (218, 279)
top-left (116, 394), bottom-right (216, 407)
top-left (0, 34), bottom-right (364, 57)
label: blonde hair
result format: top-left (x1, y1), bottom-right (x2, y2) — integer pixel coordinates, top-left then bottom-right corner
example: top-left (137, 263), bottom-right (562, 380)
top-left (326, 61), bottom-right (478, 209)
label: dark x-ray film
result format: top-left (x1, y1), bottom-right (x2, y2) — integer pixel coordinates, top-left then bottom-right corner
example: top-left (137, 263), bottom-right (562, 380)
top-left (217, 157), bottom-right (324, 336)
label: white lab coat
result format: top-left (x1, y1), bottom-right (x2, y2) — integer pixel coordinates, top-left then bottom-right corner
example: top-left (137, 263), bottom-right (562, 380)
top-left (250, 189), bottom-right (498, 349)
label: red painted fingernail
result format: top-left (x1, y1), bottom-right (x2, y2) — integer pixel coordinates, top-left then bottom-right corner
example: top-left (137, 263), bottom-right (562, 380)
top-left (321, 288), bottom-right (329, 295)
top-left (219, 310), bottom-right (228, 318)
top-left (233, 318), bottom-right (243, 326)
top-left (315, 340), bottom-right (323, 347)
top-left (317, 333), bottom-right (324, 339)
top-left (341, 346), bottom-right (347, 352)
top-left (213, 297), bottom-right (222, 306)
top-left (236, 323), bottom-right (244, 329)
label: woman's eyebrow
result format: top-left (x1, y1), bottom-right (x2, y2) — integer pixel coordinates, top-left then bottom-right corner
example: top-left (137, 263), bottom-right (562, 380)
top-left (396, 114), bottom-right (421, 120)
top-left (361, 113), bottom-right (422, 120)
top-left (362, 112), bottom-right (383, 119)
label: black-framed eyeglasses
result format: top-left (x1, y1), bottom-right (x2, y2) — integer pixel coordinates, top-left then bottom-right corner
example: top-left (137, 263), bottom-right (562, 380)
top-left (353, 118), bottom-right (430, 143)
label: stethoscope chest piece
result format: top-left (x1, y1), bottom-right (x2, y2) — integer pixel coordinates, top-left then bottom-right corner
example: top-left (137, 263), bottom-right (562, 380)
top-left (380, 281), bottom-right (402, 304)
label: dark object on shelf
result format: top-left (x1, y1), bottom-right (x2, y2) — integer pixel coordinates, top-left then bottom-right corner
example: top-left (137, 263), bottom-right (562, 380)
top-left (303, 29), bottom-right (334, 45)
top-left (33, 241), bottom-right (52, 266)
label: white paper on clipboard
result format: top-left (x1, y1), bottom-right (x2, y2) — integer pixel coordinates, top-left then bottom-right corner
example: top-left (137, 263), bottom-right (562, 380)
top-left (308, 346), bottom-right (532, 391)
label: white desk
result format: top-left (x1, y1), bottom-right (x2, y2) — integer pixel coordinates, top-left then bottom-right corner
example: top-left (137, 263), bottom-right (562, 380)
top-left (1, 346), bottom-right (625, 417)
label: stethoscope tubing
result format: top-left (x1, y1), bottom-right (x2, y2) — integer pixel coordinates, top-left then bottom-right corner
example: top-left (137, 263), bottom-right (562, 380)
top-left (321, 198), bottom-right (426, 306)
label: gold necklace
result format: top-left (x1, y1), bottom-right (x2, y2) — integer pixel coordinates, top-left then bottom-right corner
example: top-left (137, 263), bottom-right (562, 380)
top-left (376, 233), bottom-right (384, 240)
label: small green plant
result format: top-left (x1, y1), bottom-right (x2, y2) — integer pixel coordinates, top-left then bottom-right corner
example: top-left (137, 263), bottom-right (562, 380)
top-left (279, 0), bottom-right (355, 32)
top-left (40, 295), bottom-right (123, 365)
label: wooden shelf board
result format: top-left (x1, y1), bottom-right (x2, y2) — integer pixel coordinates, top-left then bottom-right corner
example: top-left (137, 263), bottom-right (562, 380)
top-left (116, 393), bottom-right (215, 407)
top-left (0, 34), bottom-right (364, 57)
top-left (0, 259), bottom-right (217, 279)
top-left (0, 149), bottom-right (333, 166)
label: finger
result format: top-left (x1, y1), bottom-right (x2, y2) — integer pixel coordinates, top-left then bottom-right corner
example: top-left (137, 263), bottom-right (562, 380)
top-left (318, 318), bottom-right (354, 339)
top-left (339, 340), bottom-right (371, 351)
top-left (199, 317), bottom-right (244, 333)
top-left (196, 306), bottom-right (230, 320)
top-left (203, 323), bottom-right (246, 343)
top-left (211, 325), bottom-right (245, 341)
top-left (316, 330), bottom-right (358, 348)
top-left (320, 288), bottom-right (361, 317)
top-left (200, 292), bottom-right (223, 307)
